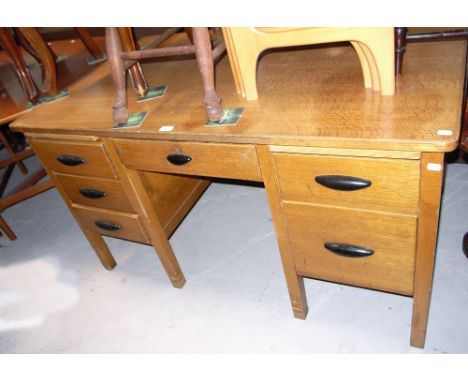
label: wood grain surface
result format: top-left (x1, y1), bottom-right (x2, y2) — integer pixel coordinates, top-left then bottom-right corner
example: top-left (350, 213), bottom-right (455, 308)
top-left (273, 152), bottom-right (420, 214)
top-left (283, 201), bottom-right (417, 295)
top-left (11, 35), bottom-right (467, 152)
top-left (55, 173), bottom-right (135, 212)
top-left (30, 139), bottom-right (117, 179)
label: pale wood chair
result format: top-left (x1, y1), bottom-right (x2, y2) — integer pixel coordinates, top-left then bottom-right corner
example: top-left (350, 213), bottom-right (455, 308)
top-left (223, 27), bottom-right (395, 100)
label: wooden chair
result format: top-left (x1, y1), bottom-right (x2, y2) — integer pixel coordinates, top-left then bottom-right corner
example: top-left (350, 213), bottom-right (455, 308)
top-left (105, 27), bottom-right (226, 125)
top-left (222, 27), bottom-right (395, 100)
top-left (0, 127), bottom-right (54, 240)
top-left (0, 27), bottom-right (106, 103)
top-left (0, 27), bottom-right (41, 103)
top-left (395, 27), bottom-right (468, 75)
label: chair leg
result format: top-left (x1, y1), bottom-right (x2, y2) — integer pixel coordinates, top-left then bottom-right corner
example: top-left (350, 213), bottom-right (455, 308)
top-left (356, 42), bottom-right (381, 92)
top-left (184, 27), bottom-right (194, 44)
top-left (222, 27), bottom-right (245, 97)
top-left (0, 27), bottom-right (38, 102)
top-left (226, 28), bottom-right (259, 100)
top-left (0, 214), bottom-right (17, 240)
top-left (0, 130), bottom-right (28, 174)
top-left (106, 27), bottom-right (129, 125)
top-left (118, 27), bottom-right (149, 97)
top-left (361, 30), bottom-right (395, 96)
top-left (18, 27), bottom-right (57, 97)
top-left (395, 27), bottom-right (408, 75)
top-left (192, 27), bottom-right (223, 122)
top-left (350, 41), bottom-right (373, 89)
top-left (74, 27), bottom-right (105, 60)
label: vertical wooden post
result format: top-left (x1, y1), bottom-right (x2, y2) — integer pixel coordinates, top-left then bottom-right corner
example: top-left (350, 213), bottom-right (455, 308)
top-left (411, 152), bottom-right (445, 348)
top-left (117, 27), bottom-right (149, 97)
top-left (74, 27), bottom-right (106, 60)
top-left (104, 139), bottom-right (186, 288)
top-left (256, 145), bottom-right (308, 318)
top-left (395, 27), bottom-right (407, 75)
top-left (192, 27), bottom-right (223, 122)
top-left (105, 27), bottom-right (129, 125)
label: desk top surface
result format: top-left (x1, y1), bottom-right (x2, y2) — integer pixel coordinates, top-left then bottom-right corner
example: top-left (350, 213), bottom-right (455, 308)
top-left (11, 35), bottom-right (467, 152)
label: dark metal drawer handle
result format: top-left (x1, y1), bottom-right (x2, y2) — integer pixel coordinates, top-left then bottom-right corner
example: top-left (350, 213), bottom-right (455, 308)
top-left (57, 155), bottom-right (86, 166)
top-left (79, 188), bottom-right (107, 199)
top-left (95, 220), bottom-right (121, 231)
top-left (315, 175), bottom-right (371, 191)
top-left (166, 153), bottom-right (192, 165)
top-left (324, 242), bottom-right (374, 257)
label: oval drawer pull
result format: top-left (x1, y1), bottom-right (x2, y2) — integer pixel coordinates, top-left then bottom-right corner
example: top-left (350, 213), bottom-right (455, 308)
top-left (79, 188), bottom-right (107, 199)
top-left (57, 155), bottom-right (86, 166)
top-left (166, 153), bottom-right (192, 165)
top-left (95, 220), bottom-right (122, 231)
top-left (324, 242), bottom-right (374, 257)
top-left (315, 175), bottom-right (371, 191)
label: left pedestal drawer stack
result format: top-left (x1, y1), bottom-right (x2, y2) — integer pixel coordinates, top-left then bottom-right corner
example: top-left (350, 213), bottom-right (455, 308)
top-left (29, 136), bottom-right (150, 245)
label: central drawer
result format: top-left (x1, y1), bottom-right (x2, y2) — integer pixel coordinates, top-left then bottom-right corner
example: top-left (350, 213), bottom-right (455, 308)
top-left (113, 139), bottom-right (262, 181)
top-left (273, 152), bottom-right (420, 214)
top-left (283, 202), bottom-right (417, 295)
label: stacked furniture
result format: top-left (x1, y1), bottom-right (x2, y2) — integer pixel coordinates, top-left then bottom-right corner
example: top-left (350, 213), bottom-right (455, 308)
top-left (10, 29), bottom-right (468, 348)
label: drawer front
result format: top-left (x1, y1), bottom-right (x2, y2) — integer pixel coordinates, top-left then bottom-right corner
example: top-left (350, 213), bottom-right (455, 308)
top-left (113, 139), bottom-right (262, 181)
top-left (283, 202), bottom-right (417, 295)
top-left (31, 139), bottom-right (117, 179)
top-left (273, 153), bottom-right (420, 214)
top-left (73, 205), bottom-right (149, 244)
top-left (56, 173), bottom-right (135, 213)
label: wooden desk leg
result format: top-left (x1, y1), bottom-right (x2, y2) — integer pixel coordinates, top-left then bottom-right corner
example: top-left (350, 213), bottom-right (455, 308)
top-left (117, 27), bottom-right (149, 98)
top-left (123, 169), bottom-right (186, 288)
top-left (104, 139), bottom-right (185, 288)
top-left (192, 27), bottom-right (223, 122)
top-left (257, 145), bottom-right (308, 319)
top-left (18, 27), bottom-right (57, 97)
top-left (82, 229), bottom-right (117, 270)
top-left (411, 152), bottom-right (445, 348)
top-left (0, 27), bottom-right (38, 102)
top-left (106, 27), bottom-right (129, 125)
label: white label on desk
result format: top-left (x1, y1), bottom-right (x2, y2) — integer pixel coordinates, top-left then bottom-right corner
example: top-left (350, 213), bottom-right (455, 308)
top-left (427, 163), bottom-right (442, 171)
top-left (437, 129), bottom-right (453, 136)
top-left (159, 126), bottom-right (174, 132)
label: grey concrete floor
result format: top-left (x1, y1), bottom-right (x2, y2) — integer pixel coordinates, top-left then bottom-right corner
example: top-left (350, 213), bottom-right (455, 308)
top-left (1, 155), bottom-right (467, 353)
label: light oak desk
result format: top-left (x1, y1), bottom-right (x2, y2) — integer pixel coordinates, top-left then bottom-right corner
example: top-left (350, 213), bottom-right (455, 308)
top-left (11, 39), bottom-right (467, 348)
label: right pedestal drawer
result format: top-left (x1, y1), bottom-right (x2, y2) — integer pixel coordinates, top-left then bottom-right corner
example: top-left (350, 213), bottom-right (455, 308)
top-left (272, 150), bottom-right (421, 296)
top-left (273, 152), bottom-right (420, 214)
top-left (282, 202), bottom-right (417, 295)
